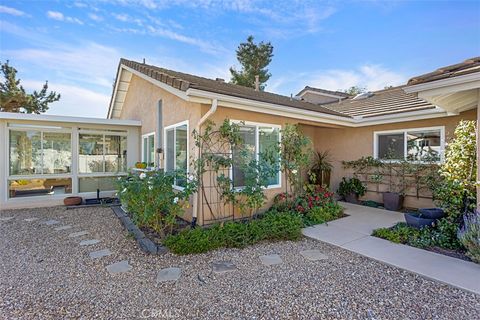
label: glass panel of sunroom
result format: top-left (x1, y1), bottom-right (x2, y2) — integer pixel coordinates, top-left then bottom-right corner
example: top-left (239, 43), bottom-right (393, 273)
top-left (79, 134), bottom-right (104, 173)
top-left (9, 130), bottom-right (42, 175)
top-left (79, 176), bottom-right (117, 193)
top-left (104, 135), bottom-right (127, 172)
top-left (42, 132), bottom-right (72, 174)
top-left (9, 178), bottom-right (72, 198)
top-left (407, 129), bottom-right (441, 162)
top-left (377, 133), bottom-right (404, 160)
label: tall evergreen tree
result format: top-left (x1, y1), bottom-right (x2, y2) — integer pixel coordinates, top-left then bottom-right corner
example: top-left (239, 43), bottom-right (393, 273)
top-left (0, 61), bottom-right (60, 114)
top-left (229, 35), bottom-right (273, 91)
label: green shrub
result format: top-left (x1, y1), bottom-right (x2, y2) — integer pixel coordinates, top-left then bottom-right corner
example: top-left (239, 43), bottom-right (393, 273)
top-left (372, 223), bottom-right (420, 244)
top-left (164, 211), bottom-right (303, 255)
top-left (337, 177), bottom-right (366, 198)
top-left (303, 202), bottom-right (343, 226)
top-left (117, 170), bottom-right (196, 239)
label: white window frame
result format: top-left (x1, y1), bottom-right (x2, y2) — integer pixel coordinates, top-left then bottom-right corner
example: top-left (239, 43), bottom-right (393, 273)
top-left (164, 120), bottom-right (189, 190)
top-left (230, 120), bottom-right (282, 189)
top-left (373, 126), bottom-right (445, 163)
top-left (77, 129), bottom-right (128, 175)
top-left (141, 132), bottom-right (155, 165)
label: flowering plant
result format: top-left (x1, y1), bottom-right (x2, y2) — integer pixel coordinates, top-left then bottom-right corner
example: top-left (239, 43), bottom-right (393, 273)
top-left (273, 185), bottom-right (335, 213)
top-left (117, 170), bottom-right (197, 238)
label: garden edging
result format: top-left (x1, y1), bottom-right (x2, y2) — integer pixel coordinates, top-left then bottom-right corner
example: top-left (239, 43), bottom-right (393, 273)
top-left (112, 206), bottom-right (167, 255)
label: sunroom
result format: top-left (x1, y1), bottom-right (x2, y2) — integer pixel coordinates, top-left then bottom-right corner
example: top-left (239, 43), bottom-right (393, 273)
top-left (0, 112), bottom-right (141, 209)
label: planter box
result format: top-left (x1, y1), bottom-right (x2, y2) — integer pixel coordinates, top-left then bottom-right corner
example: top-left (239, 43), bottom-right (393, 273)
top-left (112, 206), bottom-right (167, 255)
top-left (383, 192), bottom-right (404, 211)
top-left (404, 212), bottom-right (435, 229)
top-left (419, 208), bottom-right (445, 219)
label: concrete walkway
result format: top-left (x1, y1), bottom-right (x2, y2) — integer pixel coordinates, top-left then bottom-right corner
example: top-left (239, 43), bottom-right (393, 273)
top-left (303, 202), bottom-right (480, 295)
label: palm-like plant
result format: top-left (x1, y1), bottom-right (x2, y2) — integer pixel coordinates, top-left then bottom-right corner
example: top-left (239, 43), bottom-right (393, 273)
top-left (308, 151), bottom-right (333, 187)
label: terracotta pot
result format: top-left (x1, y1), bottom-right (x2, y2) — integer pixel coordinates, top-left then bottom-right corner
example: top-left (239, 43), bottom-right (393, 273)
top-left (383, 192), bottom-right (404, 211)
top-left (64, 196), bottom-right (82, 206)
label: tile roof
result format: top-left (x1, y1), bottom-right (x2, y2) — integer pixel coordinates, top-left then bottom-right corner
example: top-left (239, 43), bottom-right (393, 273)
top-left (296, 86), bottom-right (350, 98)
top-left (407, 57), bottom-right (480, 85)
top-left (120, 59), bottom-right (349, 117)
top-left (320, 86), bottom-right (437, 118)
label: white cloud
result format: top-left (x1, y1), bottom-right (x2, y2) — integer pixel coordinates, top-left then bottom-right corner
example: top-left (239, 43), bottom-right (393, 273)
top-left (268, 64), bottom-right (407, 96)
top-left (47, 11), bottom-right (83, 24)
top-left (5, 42), bottom-right (121, 89)
top-left (0, 5), bottom-right (25, 16)
top-left (88, 13), bottom-right (103, 22)
top-left (113, 13), bottom-right (129, 22)
top-left (22, 80), bottom-right (110, 118)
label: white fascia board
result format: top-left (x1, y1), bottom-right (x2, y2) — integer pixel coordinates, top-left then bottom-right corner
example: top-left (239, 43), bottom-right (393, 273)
top-left (121, 65), bottom-right (189, 101)
top-left (107, 64), bottom-right (122, 119)
top-left (186, 88), bottom-right (457, 127)
top-left (404, 72), bottom-right (480, 94)
top-left (0, 112), bottom-right (141, 126)
top-left (185, 88), bottom-right (356, 126)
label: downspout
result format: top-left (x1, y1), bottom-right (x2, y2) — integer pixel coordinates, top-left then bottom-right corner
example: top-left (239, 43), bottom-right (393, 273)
top-left (191, 99), bottom-right (218, 227)
top-left (156, 100), bottom-right (163, 169)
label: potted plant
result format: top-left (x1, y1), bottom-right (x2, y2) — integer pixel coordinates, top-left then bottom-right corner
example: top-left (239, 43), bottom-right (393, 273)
top-left (308, 150), bottom-right (333, 187)
top-left (338, 177), bottom-right (366, 204)
top-left (404, 212), bottom-right (436, 229)
top-left (382, 161), bottom-right (409, 211)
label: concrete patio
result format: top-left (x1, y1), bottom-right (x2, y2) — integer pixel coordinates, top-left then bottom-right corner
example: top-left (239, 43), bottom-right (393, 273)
top-left (303, 202), bottom-right (480, 294)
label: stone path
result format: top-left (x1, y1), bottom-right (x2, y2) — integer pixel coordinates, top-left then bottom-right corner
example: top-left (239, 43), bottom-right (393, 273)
top-left (80, 239), bottom-right (101, 246)
top-left (107, 260), bottom-right (132, 274)
top-left (68, 231), bottom-right (89, 238)
top-left (44, 220), bottom-right (60, 225)
top-left (212, 261), bottom-right (237, 274)
top-left (26, 215), bottom-right (332, 283)
top-left (259, 254), bottom-right (283, 266)
top-left (157, 267), bottom-right (182, 283)
top-left (89, 249), bottom-right (112, 259)
top-left (54, 225), bottom-right (73, 231)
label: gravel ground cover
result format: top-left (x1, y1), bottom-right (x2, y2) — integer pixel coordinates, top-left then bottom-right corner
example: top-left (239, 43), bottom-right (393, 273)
top-left (1, 206), bottom-right (479, 319)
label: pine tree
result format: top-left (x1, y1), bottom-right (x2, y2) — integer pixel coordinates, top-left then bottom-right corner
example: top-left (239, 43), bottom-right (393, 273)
top-left (0, 61), bottom-right (60, 114)
top-left (229, 36), bottom-right (273, 91)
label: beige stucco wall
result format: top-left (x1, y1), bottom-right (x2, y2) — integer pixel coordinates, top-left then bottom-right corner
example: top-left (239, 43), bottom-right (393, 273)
top-left (301, 92), bottom-right (341, 105)
top-left (312, 109), bottom-right (477, 208)
top-left (119, 74), bottom-right (202, 221)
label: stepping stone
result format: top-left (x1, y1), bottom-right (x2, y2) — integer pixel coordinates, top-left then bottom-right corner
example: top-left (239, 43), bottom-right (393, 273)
top-left (106, 260), bottom-right (132, 274)
top-left (300, 249), bottom-right (328, 261)
top-left (24, 218), bottom-right (38, 222)
top-left (212, 261), bottom-right (236, 274)
top-left (68, 231), bottom-right (89, 238)
top-left (259, 254), bottom-right (283, 266)
top-left (89, 249), bottom-right (112, 259)
top-left (0, 217), bottom-right (14, 221)
top-left (80, 239), bottom-right (100, 246)
top-left (156, 267), bottom-right (182, 283)
top-left (44, 220), bottom-right (60, 225)
top-left (54, 225), bottom-right (73, 231)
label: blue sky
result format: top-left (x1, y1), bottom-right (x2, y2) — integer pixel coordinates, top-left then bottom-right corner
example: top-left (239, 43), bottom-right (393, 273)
top-left (1, 0), bottom-right (479, 118)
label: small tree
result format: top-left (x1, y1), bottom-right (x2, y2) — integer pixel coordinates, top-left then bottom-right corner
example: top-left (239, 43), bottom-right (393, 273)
top-left (434, 120), bottom-right (477, 217)
top-left (0, 61), bottom-right (60, 113)
top-left (229, 35), bottom-right (273, 91)
top-left (280, 124), bottom-right (312, 197)
top-left (343, 86), bottom-right (366, 96)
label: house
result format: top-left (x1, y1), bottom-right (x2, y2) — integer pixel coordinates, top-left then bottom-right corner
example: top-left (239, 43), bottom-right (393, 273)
top-left (1, 57), bottom-right (478, 223)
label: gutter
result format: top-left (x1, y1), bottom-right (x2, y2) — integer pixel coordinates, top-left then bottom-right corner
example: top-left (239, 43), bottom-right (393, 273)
top-left (191, 99), bottom-right (218, 226)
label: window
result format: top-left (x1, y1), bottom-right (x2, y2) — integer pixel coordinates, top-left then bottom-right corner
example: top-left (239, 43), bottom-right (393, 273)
top-left (142, 133), bottom-right (155, 166)
top-left (374, 127), bottom-right (444, 162)
top-left (79, 131), bottom-right (127, 173)
top-left (164, 121), bottom-right (188, 188)
top-left (232, 122), bottom-right (281, 188)
top-left (9, 129), bottom-right (71, 176)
